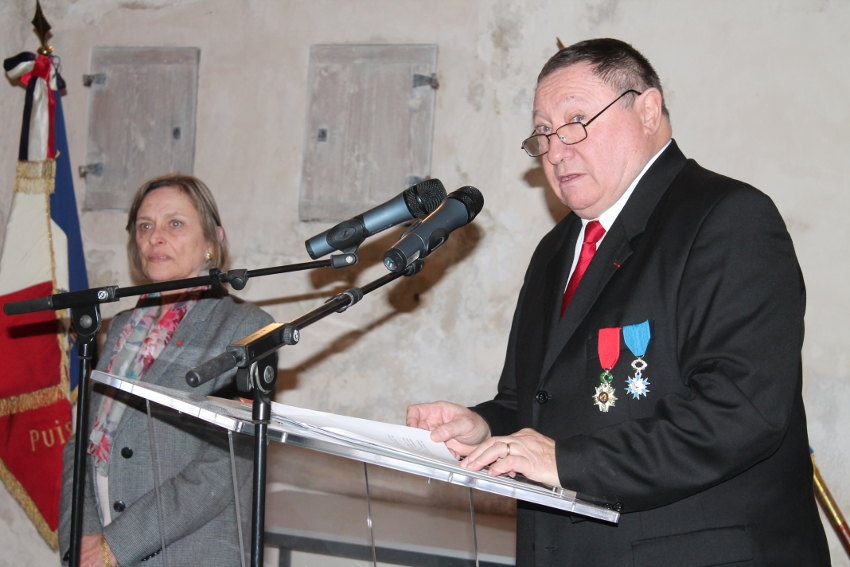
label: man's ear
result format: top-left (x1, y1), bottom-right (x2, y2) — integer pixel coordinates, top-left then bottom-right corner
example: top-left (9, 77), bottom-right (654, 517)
top-left (639, 88), bottom-right (664, 134)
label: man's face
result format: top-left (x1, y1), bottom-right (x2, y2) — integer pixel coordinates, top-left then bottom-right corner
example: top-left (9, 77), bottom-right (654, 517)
top-left (532, 62), bottom-right (652, 219)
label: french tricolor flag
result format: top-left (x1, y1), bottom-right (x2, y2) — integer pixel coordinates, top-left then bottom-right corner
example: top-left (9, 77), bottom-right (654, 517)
top-left (0, 51), bottom-right (88, 549)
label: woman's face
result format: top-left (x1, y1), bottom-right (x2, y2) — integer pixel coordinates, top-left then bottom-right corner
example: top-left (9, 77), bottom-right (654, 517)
top-left (134, 185), bottom-right (213, 283)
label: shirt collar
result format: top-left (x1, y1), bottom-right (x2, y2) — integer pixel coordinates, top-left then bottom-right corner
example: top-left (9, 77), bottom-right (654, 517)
top-left (588, 139), bottom-right (671, 232)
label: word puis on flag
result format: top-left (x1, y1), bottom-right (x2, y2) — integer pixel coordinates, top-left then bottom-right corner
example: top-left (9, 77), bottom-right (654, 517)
top-left (0, 46), bottom-right (88, 549)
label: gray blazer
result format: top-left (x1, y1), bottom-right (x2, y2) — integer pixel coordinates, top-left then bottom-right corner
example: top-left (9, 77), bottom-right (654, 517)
top-left (59, 289), bottom-right (273, 566)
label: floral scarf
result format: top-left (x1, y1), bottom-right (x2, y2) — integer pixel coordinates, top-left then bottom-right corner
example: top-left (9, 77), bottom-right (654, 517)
top-left (87, 288), bottom-right (204, 474)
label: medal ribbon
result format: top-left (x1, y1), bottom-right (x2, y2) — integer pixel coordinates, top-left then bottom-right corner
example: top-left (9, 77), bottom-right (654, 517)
top-left (623, 320), bottom-right (650, 358)
top-left (623, 320), bottom-right (651, 399)
top-left (598, 327), bottom-right (621, 376)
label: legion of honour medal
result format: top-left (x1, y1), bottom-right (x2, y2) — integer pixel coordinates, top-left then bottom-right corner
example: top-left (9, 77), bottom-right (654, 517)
top-left (594, 326), bottom-right (621, 412)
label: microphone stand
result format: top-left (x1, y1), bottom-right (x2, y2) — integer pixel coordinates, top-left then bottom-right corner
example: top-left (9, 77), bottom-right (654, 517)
top-left (1, 254), bottom-right (356, 567)
top-left (67, 303), bottom-right (100, 567)
top-left (185, 259), bottom-right (426, 567)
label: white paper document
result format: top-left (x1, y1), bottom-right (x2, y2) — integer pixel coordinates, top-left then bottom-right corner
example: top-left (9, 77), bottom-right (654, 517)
top-left (268, 401), bottom-right (459, 464)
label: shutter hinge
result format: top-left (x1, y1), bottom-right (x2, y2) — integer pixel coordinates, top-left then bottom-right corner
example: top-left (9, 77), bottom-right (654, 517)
top-left (78, 163), bottom-right (103, 177)
top-left (82, 73), bottom-right (106, 87)
top-left (412, 73), bottom-right (439, 89)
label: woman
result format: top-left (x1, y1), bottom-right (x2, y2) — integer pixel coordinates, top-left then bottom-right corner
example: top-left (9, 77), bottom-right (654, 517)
top-left (59, 174), bottom-right (273, 566)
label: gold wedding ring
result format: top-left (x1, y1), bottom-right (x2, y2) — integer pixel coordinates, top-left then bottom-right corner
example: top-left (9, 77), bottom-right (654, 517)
top-left (506, 442), bottom-right (512, 457)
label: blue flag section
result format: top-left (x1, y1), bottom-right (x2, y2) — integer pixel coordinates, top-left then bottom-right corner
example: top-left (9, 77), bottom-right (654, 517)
top-left (50, 93), bottom-right (88, 393)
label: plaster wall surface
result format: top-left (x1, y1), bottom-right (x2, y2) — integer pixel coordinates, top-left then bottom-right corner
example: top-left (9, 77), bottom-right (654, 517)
top-left (1, 1), bottom-right (848, 565)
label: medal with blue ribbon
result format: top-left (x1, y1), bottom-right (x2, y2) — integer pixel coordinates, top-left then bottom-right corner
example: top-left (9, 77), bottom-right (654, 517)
top-left (593, 327), bottom-right (621, 412)
top-left (623, 320), bottom-right (651, 399)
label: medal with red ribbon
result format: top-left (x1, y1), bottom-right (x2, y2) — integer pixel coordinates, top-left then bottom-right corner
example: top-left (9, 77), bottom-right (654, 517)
top-left (593, 327), bottom-right (621, 412)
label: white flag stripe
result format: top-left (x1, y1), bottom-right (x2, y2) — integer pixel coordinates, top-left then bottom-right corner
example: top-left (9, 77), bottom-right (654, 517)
top-left (0, 191), bottom-right (54, 294)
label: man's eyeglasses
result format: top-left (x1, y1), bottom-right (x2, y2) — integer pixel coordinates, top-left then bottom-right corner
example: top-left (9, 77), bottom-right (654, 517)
top-left (521, 89), bottom-right (642, 157)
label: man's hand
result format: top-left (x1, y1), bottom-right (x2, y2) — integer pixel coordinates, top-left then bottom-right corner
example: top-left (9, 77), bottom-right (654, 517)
top-left (406, 401), bottom-right (491, 459)
top-left (461, 427), bottom-right (560, 488)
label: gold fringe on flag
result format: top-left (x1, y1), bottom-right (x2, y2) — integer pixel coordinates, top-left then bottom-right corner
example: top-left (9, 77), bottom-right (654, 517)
top-left (0, 461), bottom-right (58, 549)
top-left (14, 159), bottom-right (56, 195)
top-left (0, 385), bottom-right (67, 418)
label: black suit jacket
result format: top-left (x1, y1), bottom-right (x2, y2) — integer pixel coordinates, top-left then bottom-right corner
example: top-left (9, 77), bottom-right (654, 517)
top-left (475, 141), bottom-right (830, 566)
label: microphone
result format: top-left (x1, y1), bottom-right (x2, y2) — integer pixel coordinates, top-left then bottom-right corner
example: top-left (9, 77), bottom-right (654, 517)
top-left (3, 286), bottom-right (118, 315)
top-left (305, 178), bottom-right (447, 258)
top-left (382, 186), bottom-right (483, 272)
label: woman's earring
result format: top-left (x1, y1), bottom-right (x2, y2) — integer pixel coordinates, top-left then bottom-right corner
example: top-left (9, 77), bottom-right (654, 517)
top-left (205, 251), bottom-right (213, 262)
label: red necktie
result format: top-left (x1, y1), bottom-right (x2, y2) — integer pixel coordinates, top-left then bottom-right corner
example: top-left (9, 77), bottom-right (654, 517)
top-left (560, 220), bottom-right (605, 317)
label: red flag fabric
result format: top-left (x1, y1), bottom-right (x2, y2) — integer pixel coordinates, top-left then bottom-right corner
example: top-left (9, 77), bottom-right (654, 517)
top-left (0, 51), bottom-right (82, 550)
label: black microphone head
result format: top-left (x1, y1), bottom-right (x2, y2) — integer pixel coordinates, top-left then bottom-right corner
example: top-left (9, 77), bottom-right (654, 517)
top-left (403, 178), bottom-right (446, 218)
top-left (382, 185), bottom-right (484, 273)
top-left (448, 186), bottom-right (484, 221)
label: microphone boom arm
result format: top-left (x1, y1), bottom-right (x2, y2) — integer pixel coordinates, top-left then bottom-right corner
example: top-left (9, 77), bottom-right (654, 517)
top-left (2, 254), bottom-right (357, 315)
top-left (185, 259), bottom-right (425, 387)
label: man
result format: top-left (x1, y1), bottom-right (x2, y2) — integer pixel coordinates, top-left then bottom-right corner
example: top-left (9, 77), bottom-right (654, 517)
top-left (407, 38), bottom-right (830, 566)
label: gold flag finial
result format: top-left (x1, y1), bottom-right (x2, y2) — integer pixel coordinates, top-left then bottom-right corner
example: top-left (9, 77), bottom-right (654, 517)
top-left (32, 0), bottom-right (53, 56)
top-left (556, 37), bottom-right (566, 50)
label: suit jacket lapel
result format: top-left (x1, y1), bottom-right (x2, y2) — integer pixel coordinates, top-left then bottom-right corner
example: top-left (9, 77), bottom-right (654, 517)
top-left (544, 218), bottom-right (581, 329)
top-left (539, 141), bottom-right (688, 382)
top-left (145, 292), bottom-right (218, 389)
top-left (541, 223), bottom-right (632, 377)
top-left (112, 292), bottom-right (221, 437)
top-left (117, 292), bottom-right (216, 400)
